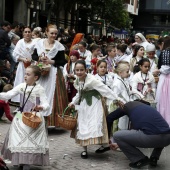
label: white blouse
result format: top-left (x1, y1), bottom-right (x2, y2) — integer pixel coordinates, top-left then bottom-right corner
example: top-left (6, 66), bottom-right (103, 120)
top-left (0, 83), bottom-right (49, 112)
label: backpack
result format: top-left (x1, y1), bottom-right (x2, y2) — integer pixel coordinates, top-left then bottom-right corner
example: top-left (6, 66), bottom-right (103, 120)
top-left (0, 158), bottom-right (9, 170)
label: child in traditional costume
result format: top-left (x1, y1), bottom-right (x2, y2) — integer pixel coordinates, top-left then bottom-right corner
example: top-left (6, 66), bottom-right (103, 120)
top-left (95, 60), bottom-right (114, 89)
top-left (94, 60), bottom-right (116, 153)
top-left (69, 60), bottom-right (123, 159)
top-left (146, 44), bottom-right (158, 74)
top-left (0, 66), bottom-right (50, 170)
top-left (90, 58), bottom-right (98, 75)
top-left (132, 58), bottom-right (156, 101)
top-left (63, 50), bottom-right (79, 102)
top-left (105, 45), bottom-right (117, 74)
top-left (113, 62), bottom-right (132, 130)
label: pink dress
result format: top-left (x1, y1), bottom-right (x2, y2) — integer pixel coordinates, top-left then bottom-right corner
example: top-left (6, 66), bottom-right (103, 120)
top-left (156, 70), bottom-right (170, 126)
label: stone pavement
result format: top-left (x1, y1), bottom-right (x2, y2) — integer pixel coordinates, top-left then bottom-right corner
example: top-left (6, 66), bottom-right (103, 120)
top-left (1, 112), bottom-right (170, 170)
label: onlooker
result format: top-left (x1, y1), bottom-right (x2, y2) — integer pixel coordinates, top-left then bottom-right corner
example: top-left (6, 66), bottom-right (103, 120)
top-left (126, 37), bottom-right (135, 56)
top-left (135, 33), bottom-right (150, 50)
top-left (0, 21), bottom-right (11, 60)
top-left (8, 21), bottom-right (20, 39)
top-left (9, 34), bottom-right (20, 74)
top-left (0, 60), bottom-right (12, 84)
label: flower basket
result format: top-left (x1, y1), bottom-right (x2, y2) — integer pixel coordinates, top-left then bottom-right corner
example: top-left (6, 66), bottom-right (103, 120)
top-left (37, 62), bottom-right (51, 76)
top-left (58, 106), bottom-right (77, 130)
top-left (37, 52), bottom-right (51, 76)
top-left (22, 111), bottom-right (42, 129)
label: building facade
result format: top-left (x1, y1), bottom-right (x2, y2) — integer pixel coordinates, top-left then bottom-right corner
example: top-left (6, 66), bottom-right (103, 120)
top-left (0, 0), bottom-right (48, 28)
top-left (132, 0), bottom-right (170, 35)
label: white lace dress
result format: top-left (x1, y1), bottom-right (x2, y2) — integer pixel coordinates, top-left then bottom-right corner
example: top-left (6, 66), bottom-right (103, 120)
top-left (0, 83), bottom-right (50, 166)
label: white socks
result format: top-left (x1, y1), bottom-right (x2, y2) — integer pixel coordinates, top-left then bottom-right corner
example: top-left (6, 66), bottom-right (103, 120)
top-left (83, 146), bottom-right (87, 152)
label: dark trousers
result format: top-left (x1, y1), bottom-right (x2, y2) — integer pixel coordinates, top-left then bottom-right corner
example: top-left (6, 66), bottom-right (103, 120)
top-left (106, 108), bottom-right (123, 138)
top-left (106, 108), bottom-right (170, 163)
top-left (113, 129), bottom-right (170, 163)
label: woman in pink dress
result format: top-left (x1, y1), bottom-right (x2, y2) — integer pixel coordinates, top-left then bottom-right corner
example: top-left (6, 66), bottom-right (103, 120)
top-left (156, 37), bottom-right (170, 126)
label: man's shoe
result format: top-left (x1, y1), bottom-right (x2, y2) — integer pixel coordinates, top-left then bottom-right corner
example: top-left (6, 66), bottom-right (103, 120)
top-left (81, 151), bottom-right (88, 159)
top-left (150, 156), bottom-right (158, 167)
top-left (95, 146), bottom-right (110, 153)
top-left (129, 156), bottom-right (149, 168)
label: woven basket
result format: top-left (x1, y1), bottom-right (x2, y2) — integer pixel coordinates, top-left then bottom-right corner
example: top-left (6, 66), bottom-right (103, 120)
top-left (58, 106), bottom-right (77, 130)
top-left (23, 62), bottom-right (31, 68)
top-left (37, 53), bottom-right (51, 76)
top-left (22, 112), bottom-right (42, 129)
top-left (37, 62), bottom-right (51, 76)
top-left (154, 76), bottom-right (159, 83)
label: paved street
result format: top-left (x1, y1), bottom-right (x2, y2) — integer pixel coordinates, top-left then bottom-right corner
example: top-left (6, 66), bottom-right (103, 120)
top-left (0, 108), bottom-right (170, 170)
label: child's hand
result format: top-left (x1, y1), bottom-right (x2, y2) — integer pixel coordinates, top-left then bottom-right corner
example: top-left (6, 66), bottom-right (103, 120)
top-left (116, 100), bottom-right (124, 109)
top-left (153, 69), bottom-right (160, 76)
top-left (109, 140), bottom-right (119, 150)
top-left (67, 74), bottom-right (74, 78)
top-left (68, 103), bottom-right (75, 109)
top-left (41, 56), bottom-right (50, 64)
top-left (23, 58), bottom-right (31, 63)
top-left (34, 105), bottom-right (43, 111)
top-left (147, 88), bottom-right (152, 93)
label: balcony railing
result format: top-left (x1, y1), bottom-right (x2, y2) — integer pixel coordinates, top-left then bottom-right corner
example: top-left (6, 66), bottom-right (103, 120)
top-left (123, 3), bottom-right (138, 15)
top-left (152, 22), bottom-right (170, 26)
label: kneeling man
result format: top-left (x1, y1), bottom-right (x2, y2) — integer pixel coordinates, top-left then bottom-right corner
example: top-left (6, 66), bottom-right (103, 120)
top-left (107, 101), bottom-right (170, 168)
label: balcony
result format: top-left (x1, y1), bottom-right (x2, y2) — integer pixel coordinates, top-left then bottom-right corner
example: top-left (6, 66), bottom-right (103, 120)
top-left (124, 3), bottom-right (139, 15)
top-left (152, 21), bottom-right (170, 27)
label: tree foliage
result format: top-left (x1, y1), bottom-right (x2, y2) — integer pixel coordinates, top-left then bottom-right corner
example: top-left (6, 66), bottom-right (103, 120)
top-left (76, 0), bottom-right (131, 29)
top-left (52, 0), bottom-right (131, 29)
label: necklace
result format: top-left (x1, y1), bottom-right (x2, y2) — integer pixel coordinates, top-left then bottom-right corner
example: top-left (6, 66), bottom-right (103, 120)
top-left (78, 76), bottom-right (86, 104)
top-left (98, 74), bottom-right (106, 84)
top-left (141, 72), bottom-right (147, 84)
top-left (117, 78), bottom-right (130, 96)
top-left (20, 84), bottom-right (36, 112)
top-left (149, 58), bottom-right (155, 70)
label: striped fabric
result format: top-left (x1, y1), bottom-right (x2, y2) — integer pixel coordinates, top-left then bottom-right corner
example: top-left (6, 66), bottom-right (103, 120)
top-left (47, 68), bottom-right (69, 127)
top-left (71, 99), bottom-right (109, 146)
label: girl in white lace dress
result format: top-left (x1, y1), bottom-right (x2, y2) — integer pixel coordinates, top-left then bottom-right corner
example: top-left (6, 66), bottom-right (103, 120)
top-left (0, 66), bottom-right (49, 170)
top-left (69, 60), bottom-right (123, 159)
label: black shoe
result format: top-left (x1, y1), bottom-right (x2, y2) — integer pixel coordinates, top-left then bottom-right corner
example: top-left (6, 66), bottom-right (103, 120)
top-left (150, 156), bottom-right (158, 167)
top-left (95, 146), bottom-right (110, 153)
top-left (81, 151), bottom-right (88, 159)
top-left (129, 156), bottom-right (149, 168)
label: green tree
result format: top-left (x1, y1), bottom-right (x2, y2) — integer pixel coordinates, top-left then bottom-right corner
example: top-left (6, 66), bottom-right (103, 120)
top-left (50, 0), bottom-right (131, 29)
top-left (75, 0), bottom-right (131, 29)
